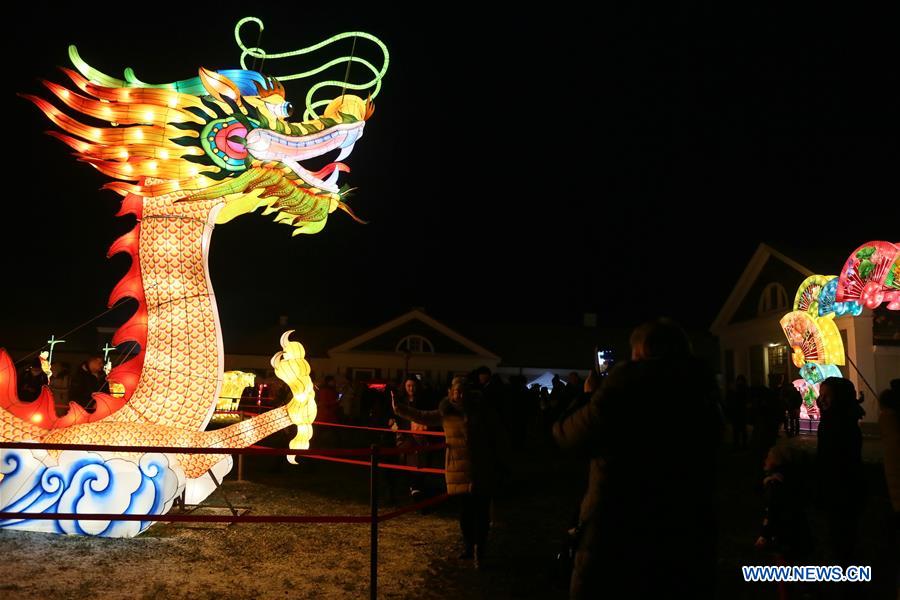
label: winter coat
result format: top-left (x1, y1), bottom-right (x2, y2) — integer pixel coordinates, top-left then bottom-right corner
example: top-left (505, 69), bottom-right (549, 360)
top-left (553, 357), bottom-right (722, 598)
top-left (816, 405), bottom-right (863, 511)
top-left (394, 394), bottom-right (500, 495)
top-left (315, 386), bottom-right (341, 423)
top-left (879, 405), bottom-right (900, 512)
top-left (68, 364), bottom-right (105, 408)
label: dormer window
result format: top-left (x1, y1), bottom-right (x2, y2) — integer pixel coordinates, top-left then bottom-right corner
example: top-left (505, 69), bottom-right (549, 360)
top-left (758, 282), bottom-right (789, 315)
top-left (396, 335), bottom-right (434, 354)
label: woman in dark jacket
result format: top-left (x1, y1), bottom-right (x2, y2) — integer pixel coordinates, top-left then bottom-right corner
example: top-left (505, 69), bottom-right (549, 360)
top-left (553, 319), bottom-right (722, 599)
top-left (391, 376), bottom-right (433, 498)
top-left (392, 379), bottom-right (501, 567)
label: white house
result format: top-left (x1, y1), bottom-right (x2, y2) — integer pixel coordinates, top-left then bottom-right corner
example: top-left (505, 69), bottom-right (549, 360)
top-left (311, 308), bottom-right (501, 384)
top-left (711, 243), bottom-right (900, 422)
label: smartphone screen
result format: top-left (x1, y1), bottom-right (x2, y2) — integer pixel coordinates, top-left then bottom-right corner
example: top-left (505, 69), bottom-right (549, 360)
top-left (595, 349), bottom-right (610, 374)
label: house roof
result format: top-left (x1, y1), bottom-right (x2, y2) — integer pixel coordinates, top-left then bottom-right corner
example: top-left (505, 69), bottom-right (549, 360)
top-left (328, 308), bottom-right (500, 359)
top-left (762, 241), bottom-right (841, 277)
top-left (710, 243), bottom-right (815, 334)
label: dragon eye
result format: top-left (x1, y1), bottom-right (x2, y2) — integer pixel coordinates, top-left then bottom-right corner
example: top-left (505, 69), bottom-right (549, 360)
top-left (267, 101), bottom-right (293, 118)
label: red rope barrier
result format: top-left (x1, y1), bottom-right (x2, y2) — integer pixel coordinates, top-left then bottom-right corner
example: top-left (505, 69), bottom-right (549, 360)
top-left (312, 421), bottom-right (446, 437)
top-left (0, 511), bottom-right (372, 524)
top-left (378, 494), bottom-right (450, 521)
top-left (0, 494), bottom-right (450, 525)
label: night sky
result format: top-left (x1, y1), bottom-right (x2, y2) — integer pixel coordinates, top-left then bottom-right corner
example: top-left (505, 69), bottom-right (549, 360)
top-left (1, 4), bottom-right (896, 348)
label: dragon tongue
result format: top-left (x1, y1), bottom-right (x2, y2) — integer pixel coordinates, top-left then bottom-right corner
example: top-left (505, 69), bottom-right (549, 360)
top-left (311, 162), bottom-right (349, 179)
top-left (324, 166), bottom-right (341, 187)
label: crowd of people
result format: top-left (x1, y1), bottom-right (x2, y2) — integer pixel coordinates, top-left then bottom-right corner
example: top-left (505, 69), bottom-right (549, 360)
top-left (311, 319), bottom-right (899, 598)
top-left (12, 321), bottom-right (900, 597)
top-left (16, 355), bottom-right (109, 414)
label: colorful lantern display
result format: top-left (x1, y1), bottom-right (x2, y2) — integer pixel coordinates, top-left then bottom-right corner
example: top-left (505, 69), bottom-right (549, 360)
top-left (818, 277), bottom-right (863, 318)
top-left (836, 241), bottom-right (900, 310)
top-left (0, 19), bottom-right (388, 537)
top-left (799, 362), bottom-right (843, 386)
top-left (779, 311), bottom-right (846, 369)
top-left (780, 241), bottom-right (897, 413)
top-left (794, 275), bottom-right (834, 316)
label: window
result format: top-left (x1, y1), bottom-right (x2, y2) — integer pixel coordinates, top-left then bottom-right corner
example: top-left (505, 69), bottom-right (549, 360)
top-left (758, 283), bottom-right (789, 315)
top-left (395, 335), bottom-right (434, 354)
top-left (766, 344), bottom-right (789, 381)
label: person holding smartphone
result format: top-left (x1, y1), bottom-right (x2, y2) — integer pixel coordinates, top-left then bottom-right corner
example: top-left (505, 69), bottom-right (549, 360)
top-left (552, 319), bottom-right (722, 598)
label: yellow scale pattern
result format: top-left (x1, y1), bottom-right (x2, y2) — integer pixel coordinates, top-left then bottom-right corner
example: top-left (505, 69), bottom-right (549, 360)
top-left (41, 406), bottom-right (293, 478)
top-left (112, 187), bottom-right (224, 430)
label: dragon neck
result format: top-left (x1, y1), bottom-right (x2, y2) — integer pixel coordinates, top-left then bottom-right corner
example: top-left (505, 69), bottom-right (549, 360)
top-left (110, 189), bottom-right (225, 431)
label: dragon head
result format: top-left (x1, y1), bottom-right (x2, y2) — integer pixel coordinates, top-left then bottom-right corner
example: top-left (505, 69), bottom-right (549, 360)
top-left (22, 46), bottom-right (377, 235)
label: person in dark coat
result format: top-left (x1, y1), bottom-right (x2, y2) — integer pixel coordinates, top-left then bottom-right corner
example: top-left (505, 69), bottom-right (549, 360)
top-left (755, 442), bottom-right (813, 563)
top-left (552, 318), bottom-right (722, 599)
top-left (878, 380), bottom-right (900, 591)
top-left (314, 375), bottom-right (341, 447)
top-left (879, 380), bottom-right (900, 516)
top-left (68, 356), bottom-right (106, 410)
top-left (816, 376), bottom-right (864, 568)
top-left (391, 375), bottom-right (433, 498)
top-left (17, 357), bottom-right (48, 401)
top-left (781, 378), bottom-right (803, 437)
top-left (750, 384), bottom-right (782, 470)
top-left (729, 375), bottom-right (750, 449)
top-left (392, 378), bottom-right (502, 568)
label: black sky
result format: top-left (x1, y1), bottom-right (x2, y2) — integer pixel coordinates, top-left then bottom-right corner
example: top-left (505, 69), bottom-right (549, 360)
top-left (1, 4), bottom-right (897, 347)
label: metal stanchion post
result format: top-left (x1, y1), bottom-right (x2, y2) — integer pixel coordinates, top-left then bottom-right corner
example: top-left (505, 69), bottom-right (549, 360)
top-left (370, 444), bottom-right (379, 600)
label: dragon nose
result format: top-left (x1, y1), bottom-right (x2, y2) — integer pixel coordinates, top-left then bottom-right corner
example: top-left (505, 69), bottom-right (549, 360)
top-left (245, 129), bottom-right (270, 154)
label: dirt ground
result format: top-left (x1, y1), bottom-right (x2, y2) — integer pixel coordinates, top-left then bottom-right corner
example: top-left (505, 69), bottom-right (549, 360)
top-left (1, 431), bottom-right (897, 599)
top-left (0, 430), bottom-right (576, 600)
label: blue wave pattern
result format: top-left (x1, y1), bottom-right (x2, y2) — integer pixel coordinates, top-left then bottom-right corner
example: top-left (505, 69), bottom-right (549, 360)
top-left (0, 449), bottom-right (185, 537)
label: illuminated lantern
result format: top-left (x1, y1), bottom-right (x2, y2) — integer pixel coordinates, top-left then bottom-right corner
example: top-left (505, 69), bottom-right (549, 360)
top-left (792, 363), bottom-right (842, 422)
top-left (885, 251), bottom-right (900, 310)
top-left (885, 291), bottom-right (900, 311)
top-left (817, 277), bottom-right (862, 317)
top-left (817, 278), bottom-right (838, 317)
top-left (794, 275), bottom-right (835, 316)
top-left (792, 379), bottom-right (819, 414)
top-left (1, 20), bottom-right (388, 537)
top-left (780, 311), bottom-right (845, 368)
top-left (218, 371), bottom-right (256, 412)
top-left (833, 299), bottom-right (863, 317)
top-left (39, 351), bottom-right (52, 380)
top-left (836, 241), bottom-right (899, 310)
top-left (799, 362), bottom-right (842, 386)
